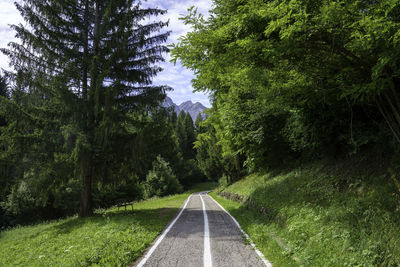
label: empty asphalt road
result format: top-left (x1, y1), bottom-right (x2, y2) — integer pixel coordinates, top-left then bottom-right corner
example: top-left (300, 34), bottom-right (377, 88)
top-left (135, 192), bottom-right (271, 267)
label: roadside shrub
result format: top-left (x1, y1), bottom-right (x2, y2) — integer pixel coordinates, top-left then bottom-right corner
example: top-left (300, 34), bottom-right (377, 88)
top-left (93, 175), bottom-right (143, 207)
top-left (0, 181), bottom-right (41, 224)
top-left (0, 206), bottom-right (11, 229)
top-left (143, 156), bottom-right (183, 198)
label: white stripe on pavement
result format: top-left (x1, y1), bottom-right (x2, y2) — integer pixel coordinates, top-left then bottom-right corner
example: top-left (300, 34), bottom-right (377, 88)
top-left (136, 195), bottom-right (193, 267)
top-left (207, 194), bottom-right (273, 267)
top-left (200, 194), bottom-right (212, 267)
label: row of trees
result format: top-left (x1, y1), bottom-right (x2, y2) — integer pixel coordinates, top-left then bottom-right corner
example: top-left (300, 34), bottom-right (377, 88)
top-left (172, 0), bottom-right (400, 182)
top-left (7, 0), bottom-right (399, 227)
top-left (0, 0), bottom-right (205, 227)
top-left (1, 62), bottom-right (204, 226)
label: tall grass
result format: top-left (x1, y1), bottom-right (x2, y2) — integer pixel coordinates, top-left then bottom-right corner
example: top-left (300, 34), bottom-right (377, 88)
top-left (212, 161), bottom-right (400, 266)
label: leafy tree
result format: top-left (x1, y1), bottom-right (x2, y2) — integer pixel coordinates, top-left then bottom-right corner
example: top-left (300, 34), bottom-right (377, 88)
top-left (172, 0), bottom-right (397, 176)
top-left (143, 155), bottom-right (183, 198)
top-left (195, 113), bottom-right (205, 135)
top-left (1, 0), bottom-right (170, 217)
top-left (194, 109), bottom-right (224, 181)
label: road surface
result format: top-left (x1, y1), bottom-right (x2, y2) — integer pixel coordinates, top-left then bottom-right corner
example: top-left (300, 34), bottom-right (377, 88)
top-left (135, 192), bottom-right (271, 267)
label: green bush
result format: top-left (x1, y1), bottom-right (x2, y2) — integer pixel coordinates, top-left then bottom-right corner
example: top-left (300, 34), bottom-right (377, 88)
top-left (143, 156), bottom-right (183, 198)
top-left (93, 175), bottom-right (143, 207)
top-left (1, 182), bottom-right (37, 216)
top-left (0, 181), bottom-right (42, 225)
top-left (0, 177), bottom-right (82, 226)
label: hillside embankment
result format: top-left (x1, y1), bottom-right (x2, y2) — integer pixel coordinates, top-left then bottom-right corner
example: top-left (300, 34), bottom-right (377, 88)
top-left (211, 157), bottom-right (400, 266)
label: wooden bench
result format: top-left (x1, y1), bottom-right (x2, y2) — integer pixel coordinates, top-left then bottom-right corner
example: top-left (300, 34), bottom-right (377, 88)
top-left (115, 199), bottom-right (134, 212)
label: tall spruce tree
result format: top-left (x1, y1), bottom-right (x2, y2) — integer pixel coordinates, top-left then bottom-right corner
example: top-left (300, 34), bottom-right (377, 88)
top-left (183, 113), bottom-right (195, 159)
top-left (0, 74), bottom-right (9, 201)
top-left (1, 0), bottom-right (170, 217)
top-left (0, 75), bottom-right (7, 128)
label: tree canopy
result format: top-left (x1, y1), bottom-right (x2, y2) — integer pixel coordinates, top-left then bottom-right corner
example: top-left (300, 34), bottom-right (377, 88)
top-left (2, 0), bottom-right (400, 227)
top-left (172, 0), bottom-right (400, 175)
top-left (1, 0), bottom-right (170, 217)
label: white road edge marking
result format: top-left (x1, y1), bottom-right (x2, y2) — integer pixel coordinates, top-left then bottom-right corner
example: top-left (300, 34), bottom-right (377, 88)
top-left (200, 194), bottom-right (212, 267)
top-left (136, 195), bottom-right (193, 267)
top-left (207, 194), bottom-right (273, 267)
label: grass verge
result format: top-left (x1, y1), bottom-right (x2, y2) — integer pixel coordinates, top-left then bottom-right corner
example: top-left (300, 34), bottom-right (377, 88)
top-left (209, 193), bottom-right (298, 266)
top-left (0, 182), bottom-right (216, 267)
top-left (211, 162), bottom-right (400, 266)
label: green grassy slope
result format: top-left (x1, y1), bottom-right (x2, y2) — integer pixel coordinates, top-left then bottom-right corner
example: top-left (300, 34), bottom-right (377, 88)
top-left (0, 182), bottom-right (217, 267)
top-left (211, 162), bottom-right (400, 266)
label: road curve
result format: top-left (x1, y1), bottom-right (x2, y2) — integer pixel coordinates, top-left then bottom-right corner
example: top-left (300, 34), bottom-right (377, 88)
top-left (135, 192), bottom-right (270, 267)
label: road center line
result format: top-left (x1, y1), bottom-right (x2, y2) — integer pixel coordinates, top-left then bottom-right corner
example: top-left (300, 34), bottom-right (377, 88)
top-left (136, 195), bottom-right (192, 267)
top-left (200, 194), bottom-right (212, 267)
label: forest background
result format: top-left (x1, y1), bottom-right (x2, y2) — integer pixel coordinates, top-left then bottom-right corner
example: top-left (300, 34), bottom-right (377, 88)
top-left (1, 0), bottom-right (400, 233)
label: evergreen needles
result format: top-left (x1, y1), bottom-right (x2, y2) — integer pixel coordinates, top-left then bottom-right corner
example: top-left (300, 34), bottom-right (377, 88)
top-left (1, 0), bottom-right (170, 217)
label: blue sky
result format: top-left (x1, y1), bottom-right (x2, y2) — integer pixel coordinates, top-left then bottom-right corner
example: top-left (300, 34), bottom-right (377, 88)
top-left (0, 0), bottom-right (212, 107)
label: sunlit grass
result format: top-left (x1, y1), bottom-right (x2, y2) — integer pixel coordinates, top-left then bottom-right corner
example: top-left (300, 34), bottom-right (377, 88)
top-left (211, 166), bottom-right (400, 266)
top-left (0, 182), bottom-right (216, 267)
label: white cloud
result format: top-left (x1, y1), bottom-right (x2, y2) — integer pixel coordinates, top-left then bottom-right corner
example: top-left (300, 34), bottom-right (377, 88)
top-left (0, 0), bottom-right (211, 107)
top-left (0, 0), bottom-right (23, 72)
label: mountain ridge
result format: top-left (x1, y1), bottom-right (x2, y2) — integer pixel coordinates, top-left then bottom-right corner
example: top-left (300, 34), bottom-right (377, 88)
top-left (162, 96), bottom-right (207, 121)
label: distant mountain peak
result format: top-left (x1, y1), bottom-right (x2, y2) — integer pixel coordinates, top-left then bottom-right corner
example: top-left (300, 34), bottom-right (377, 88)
top-left (163, 96), bottom-right (175, 108)
top-left (162, 96), bottom-right (206, 120)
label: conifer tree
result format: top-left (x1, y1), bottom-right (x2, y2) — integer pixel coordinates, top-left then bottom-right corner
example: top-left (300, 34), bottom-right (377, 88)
top-left (0, 74), bottom-right (10, 201)
top-left (176, 111), bottom-right (188, 157)
top-left (1, 0), bottom-right (170, 217)
top-left (183, 113), bottom-right (195, 159)
top-left (0, 75), bottom-right (7, 127)
top-left (194, 113), bottom-right (204, 135)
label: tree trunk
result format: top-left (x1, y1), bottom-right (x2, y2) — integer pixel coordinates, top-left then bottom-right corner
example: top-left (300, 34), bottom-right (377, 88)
top-left (82, 0), bottom-right (89, 99)
top-left (78, 0), bottom-right (94, 218)
top-left (79, 155), bottom-right (93, 217)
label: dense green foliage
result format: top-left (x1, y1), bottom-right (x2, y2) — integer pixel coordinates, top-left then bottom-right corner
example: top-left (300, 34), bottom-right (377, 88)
top-left (172, 0), bottom-right (400, 177)
top-left (171, 110), bottom-right (205, 186)
top-left (212, 157), bottom-right (400, 266)
top-left (143, 155), bottom-right (183, 198)
top-left (171, 2), bottom-right (400, 263)
top-left (0, 0), bottom-right (171, 218)
top-left (0, 74), bottom-right (10, 194)
top-left (0, 0), bottom-right (206, 227)
top-left (195, 108), bottom-right (224, 181)
top-left (2, 0), bottom-right (400, 263)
